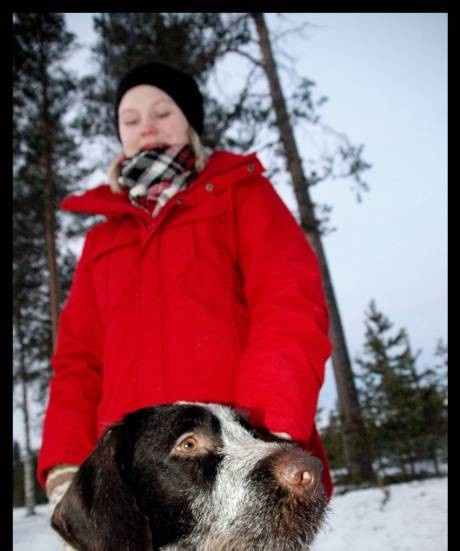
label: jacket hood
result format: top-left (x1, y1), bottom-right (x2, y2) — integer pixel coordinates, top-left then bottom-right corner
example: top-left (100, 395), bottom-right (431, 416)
top-left (61, 150), bottom-right (265, 217)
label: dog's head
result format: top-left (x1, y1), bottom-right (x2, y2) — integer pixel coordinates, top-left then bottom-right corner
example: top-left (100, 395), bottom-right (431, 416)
top-left (51, 403), bottom-right (328, 550)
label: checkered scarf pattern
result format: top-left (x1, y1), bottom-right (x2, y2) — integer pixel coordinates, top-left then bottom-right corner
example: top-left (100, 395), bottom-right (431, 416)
top-left (118, 143), bottom-right (196, 217)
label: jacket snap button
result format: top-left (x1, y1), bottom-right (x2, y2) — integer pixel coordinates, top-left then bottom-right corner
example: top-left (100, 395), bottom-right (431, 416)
top-left (205, 183), bottom-right (214, 192)
top-left (247, 164), bottom-right (255, 172)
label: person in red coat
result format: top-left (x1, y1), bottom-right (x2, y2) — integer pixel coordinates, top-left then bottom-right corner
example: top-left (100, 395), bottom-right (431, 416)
top-left (38, 61), bottom-right (334, 529)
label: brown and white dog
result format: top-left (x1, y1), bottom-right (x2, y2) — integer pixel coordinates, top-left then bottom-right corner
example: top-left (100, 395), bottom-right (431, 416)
top-left (51, 402), bottom-right (328, 550)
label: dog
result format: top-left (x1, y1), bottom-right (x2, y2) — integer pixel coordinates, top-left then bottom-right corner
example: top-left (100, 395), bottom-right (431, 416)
top-left (51, 402), bottom-right (328, 550)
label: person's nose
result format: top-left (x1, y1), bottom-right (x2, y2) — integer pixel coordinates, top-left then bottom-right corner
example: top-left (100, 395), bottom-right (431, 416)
top-left (140, 117), bottom-right (159, 136)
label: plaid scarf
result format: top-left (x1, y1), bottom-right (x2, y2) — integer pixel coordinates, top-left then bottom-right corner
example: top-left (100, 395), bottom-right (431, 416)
top-left (118, 143), bottom-right (196, 217)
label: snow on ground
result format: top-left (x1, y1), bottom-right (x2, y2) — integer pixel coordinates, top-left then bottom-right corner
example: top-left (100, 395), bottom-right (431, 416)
top-left (311, 477), bottom-right (447, 551)
top-left (13, 476), bottom-right (447, 551)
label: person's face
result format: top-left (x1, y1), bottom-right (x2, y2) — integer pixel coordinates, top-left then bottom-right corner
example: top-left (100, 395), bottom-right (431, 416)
top-left (118, 84), bottom-right (190, 157)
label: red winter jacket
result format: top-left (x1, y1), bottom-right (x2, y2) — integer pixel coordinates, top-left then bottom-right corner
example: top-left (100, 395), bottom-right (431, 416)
top-left (37, 150), bottom-right (333, 496)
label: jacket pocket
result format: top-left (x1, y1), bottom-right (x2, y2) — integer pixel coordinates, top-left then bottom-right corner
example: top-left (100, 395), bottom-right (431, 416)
top-left (160, 194), bottom-right (233, 298)
top-left (91, 242), bottom-right (140, 321)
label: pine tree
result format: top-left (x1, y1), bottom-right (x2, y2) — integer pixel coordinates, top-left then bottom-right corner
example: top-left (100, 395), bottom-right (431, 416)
top-left (13, 12), bottom-right (86, 511)
top-left (249, 13), bottom-right (374, 483)
top-left (433, 339), bottom-right (448, 409)
top-left (13, 441), bottom-right (25, 507)
top-left (413, 340), bottom-right (447, 473)
top-left (320, 407), bottom-right (347, 472)
top-left (355, 301), bottom-right (447, 481)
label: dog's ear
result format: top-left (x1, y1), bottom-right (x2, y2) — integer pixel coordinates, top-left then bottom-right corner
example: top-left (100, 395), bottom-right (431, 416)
top-left (51, 424), bottom-right (153, 551)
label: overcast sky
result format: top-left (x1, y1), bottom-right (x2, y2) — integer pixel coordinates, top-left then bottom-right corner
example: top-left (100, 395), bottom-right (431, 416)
top-left (13, 12), bottom-right (447, 448)
top-left (263, 13), bottom-right (448, 415)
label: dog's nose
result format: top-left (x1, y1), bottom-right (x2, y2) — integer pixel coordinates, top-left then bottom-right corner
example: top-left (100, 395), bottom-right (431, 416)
top-left (274, 450), bottom-right (322, 493)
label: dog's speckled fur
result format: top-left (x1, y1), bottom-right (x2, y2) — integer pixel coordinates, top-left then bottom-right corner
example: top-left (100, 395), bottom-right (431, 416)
top-left (52, 403), bottom-right (327, 550)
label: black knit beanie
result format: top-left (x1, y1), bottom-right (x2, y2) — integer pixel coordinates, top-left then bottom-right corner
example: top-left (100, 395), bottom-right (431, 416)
top-left (114, 62), bottom-right (204, 139)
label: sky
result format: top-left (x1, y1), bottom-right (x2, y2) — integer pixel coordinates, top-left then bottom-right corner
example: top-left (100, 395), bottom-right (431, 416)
top-left (13, 12), bottom-right (448, 449)
top-left (263, 13), bottom-right (448, 416)
top-left (13, 476), bottom-right (447, 550)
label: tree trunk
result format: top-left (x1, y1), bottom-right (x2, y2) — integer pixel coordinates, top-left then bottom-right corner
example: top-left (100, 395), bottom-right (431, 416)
top-left (432, 447), bottom-right (440, 476)
top-left (17, 308), bottom-right (36, 515)
top-left (251, 12), bottom-right (375, 482)
top-left (42, 148), bottom-right (59, 349)
top-left (38, 25), bottom-right (59, 350)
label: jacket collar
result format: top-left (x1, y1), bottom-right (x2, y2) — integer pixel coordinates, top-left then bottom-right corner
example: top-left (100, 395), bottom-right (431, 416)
top-left (61, 150), bottom-right (265, 218)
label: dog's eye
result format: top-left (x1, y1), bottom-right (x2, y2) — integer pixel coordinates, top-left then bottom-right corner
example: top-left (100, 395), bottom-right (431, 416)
top-left (176, 436), bottom-right (199, 453)
top-left (171, 432), bottom-right (215, 456)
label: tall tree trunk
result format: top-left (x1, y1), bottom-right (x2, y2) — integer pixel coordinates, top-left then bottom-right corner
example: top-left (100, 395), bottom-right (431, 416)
top-left (16, 308), bottom-right (36, 515)
top-left (42, 147), bottom-right (59, 349)
top-left (38, 23), bottom-right (59, 350)
top-left (251, 12), bottom-right (375, 482)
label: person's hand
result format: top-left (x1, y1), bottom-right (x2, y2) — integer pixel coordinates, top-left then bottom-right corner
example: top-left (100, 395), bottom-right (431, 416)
top-left (46, 465), bottom-right (79, 551)
top-left (46, 464), bottom-right (79, 514)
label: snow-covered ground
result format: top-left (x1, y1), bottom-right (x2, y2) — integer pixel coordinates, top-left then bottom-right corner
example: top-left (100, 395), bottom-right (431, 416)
top-left (13, 477), bottom-right (447, 551)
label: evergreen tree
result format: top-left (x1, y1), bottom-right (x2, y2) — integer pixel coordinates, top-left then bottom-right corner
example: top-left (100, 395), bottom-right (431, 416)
top-left (433, 339), bottom-right (448, 408)
top-left (413, 340), bottom-right (447, 472)
top-left (13, 12), bottom-right (87, 510)
top-left (248, 13), bottom-right (373, 483)
top-left (13, 441), bottom-right (22, 467)
top-left (13, 12), bottom-right (88, 399)
top-left (13, 450), bottom-right (48, 508)
top-left (355, 301), bottom-right (447, 480)
top-left (320, 407), bottom-right (347, 471)
top-left (13, 441), bottom-right (25, 507)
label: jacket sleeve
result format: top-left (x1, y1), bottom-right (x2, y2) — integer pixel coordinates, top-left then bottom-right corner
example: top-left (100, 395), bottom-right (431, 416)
top-left (233, 174), bottom-right (332, 445)
top-left (37, 227), bottom-right (104, 487)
